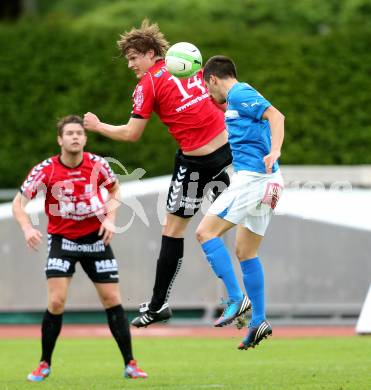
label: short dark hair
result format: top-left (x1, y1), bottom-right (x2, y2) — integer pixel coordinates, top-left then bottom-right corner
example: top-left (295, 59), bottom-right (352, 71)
top-left (203, 55), bottom-right (237, 82)
top-left (57, 115), bottom-right (84, 136)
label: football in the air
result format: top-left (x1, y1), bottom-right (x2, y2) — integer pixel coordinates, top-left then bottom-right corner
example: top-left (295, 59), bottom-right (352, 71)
top-left (165, 42), bottom-right (202, 78)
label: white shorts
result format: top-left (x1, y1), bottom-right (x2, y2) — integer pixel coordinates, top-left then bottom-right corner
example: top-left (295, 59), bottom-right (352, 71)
top-left (208, 169), bottom-right (284, 236)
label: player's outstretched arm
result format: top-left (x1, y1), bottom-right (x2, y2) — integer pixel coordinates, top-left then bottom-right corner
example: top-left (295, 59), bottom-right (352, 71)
top-left (262, 106), bottom-right (285, 174)
top-left (83, 112), bottom-right (148, 142)
top-left (12, 192), bottom-right (43, 251)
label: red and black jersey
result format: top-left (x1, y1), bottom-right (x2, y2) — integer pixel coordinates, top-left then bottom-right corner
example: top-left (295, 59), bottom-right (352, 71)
top-left (20, 152), bottom-right (117, 239)
top-left (131, 59), bottom-right (225, 152)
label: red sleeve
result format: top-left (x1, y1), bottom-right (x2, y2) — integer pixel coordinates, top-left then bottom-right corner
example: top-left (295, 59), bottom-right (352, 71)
top-left (89, 154), bottom-right (117, 190)
top-left (131, 74), bottom-right (155, 119)
top-left (20, 158), bottom-right (53, 199)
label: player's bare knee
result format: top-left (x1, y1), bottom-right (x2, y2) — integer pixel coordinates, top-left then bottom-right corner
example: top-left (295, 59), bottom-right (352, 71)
top-left (196, 226), bottom-right (213, 243)
top-left (235, 247), bottom-right (257, 261)
top-left (235, 247), bottom-right (247, 261)
top-left (162, 221), bottom-right (187, 238)
top-left (195, 226), bottom-right (204, 243)
top-left (235, 248), bottom-right (245, 261)
top-left (48, 297), bottom-right (66, 314)
top-left (162, 226), bottom-right (185, 238)
top-left (101, 293), bottom-right (121, 309)
top-left (162, 213), bottom-right (189, 238)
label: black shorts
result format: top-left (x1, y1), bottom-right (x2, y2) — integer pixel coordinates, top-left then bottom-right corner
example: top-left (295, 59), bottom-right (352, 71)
top-left (46, 231), bottom-right (119, 283)
top-left (166, 143), bottom-right (232, 218)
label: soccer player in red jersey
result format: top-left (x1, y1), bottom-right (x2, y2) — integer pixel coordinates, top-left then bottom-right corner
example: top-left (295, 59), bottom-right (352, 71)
top-left (12, 115), bottom-right (147, 381)
top-left (83, 20), bottom-right (246, 328)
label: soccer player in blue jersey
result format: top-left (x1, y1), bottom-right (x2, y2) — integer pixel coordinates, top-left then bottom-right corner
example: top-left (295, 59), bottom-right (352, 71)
top-left (196, 56), bottom-right (285, 349)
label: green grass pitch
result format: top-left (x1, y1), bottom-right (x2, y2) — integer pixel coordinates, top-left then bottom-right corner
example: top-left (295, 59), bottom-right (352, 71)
top-left (0, 336), bottom-right (370, 389)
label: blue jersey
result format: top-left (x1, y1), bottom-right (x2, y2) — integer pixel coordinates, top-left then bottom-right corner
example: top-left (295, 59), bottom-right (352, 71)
top-left (225, 82), bottom-right (279, 173)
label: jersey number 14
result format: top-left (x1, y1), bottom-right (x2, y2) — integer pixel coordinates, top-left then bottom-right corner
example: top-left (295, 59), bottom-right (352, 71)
top-left (169, 75), bottom-right (206, 102)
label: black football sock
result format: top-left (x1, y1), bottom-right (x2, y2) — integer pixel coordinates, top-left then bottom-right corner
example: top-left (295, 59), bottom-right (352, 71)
top-left (149, 235), bottom-right (184, 312)
top-left (40, 310), bottom-right (63, 365)
top-left (106, 304), bottom-right (133, 365)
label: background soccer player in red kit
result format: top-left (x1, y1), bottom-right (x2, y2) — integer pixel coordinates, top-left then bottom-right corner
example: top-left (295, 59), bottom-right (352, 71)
top-left (12, 115), bottom-right (147, 381)
top-left (83, 20), bottom-right (250, 328)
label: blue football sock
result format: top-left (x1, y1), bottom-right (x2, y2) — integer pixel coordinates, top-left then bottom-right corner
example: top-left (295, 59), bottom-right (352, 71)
top-left (201, 237), bottom-right (243, 302)
top-left (240, 257), bottom-right (265, 327)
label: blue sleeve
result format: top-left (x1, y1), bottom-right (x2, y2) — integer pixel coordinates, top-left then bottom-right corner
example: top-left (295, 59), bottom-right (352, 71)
top-left (231, 86), bottom-right (271, 120)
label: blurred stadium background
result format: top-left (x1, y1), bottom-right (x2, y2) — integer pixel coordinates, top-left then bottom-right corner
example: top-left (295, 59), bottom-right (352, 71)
top-left (0, 0), bottom-right (370, 336)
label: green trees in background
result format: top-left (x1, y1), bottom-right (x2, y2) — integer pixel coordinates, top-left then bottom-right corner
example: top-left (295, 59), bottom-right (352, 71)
top-left (1, 0), bottom-right (370, 187)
